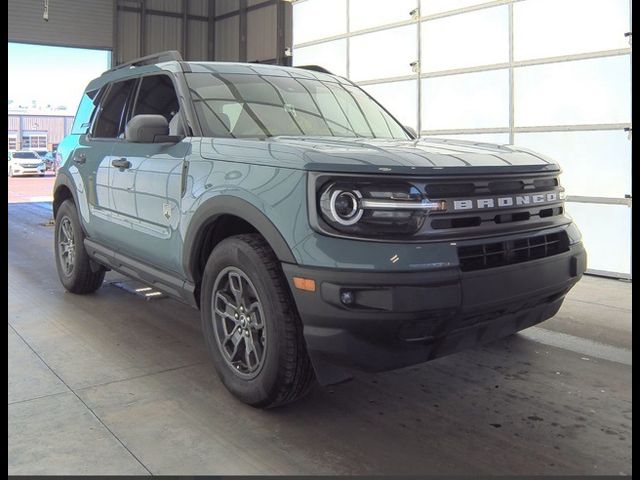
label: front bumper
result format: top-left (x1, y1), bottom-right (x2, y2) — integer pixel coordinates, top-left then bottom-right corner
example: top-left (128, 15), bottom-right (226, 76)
top-left (283, 242), bottom-right (586, 385)
top-left (11, 165), bottom-right (46, 175)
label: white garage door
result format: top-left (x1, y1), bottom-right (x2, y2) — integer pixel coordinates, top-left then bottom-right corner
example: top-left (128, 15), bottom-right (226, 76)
top-left (292, 0), bottom-right (632, 278)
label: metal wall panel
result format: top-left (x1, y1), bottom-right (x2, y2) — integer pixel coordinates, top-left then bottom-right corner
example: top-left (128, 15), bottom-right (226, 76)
top-left (189, 0), bottom-right (209, 16)
top-left (247, 4), bottom-right (277, 61)
top-left (216, 0), bottom-right (239, 16)
top-left (215, 16), bottom-right (240, 61)
top-left (8, 0), bottom-right (113, 49)
top-left (145, 15), bottom-right (183, 53)
top-left (117, 10), bottom-right (142, 63)
top-left (8, 117), bottom-right (20, 131)
top-left (9, 0), bottom-right (290, 65)
top-left (19, 116), bottom-right (70, 144)
top-left (187, 20), bottom-right (209, 60)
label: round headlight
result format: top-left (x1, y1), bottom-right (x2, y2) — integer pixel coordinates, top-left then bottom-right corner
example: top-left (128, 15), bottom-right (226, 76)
top-left (320, 185), bottom-right (364, 226)
top-left (331, 190), bottom-right (361, 224)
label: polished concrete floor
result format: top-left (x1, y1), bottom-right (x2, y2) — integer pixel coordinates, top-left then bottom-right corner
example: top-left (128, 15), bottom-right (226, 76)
top-left (8, 202), bottom-right (632, 475)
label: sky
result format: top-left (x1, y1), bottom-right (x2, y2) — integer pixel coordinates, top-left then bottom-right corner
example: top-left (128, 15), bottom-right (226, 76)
top-left (8, 42), bottom-right (111, 113)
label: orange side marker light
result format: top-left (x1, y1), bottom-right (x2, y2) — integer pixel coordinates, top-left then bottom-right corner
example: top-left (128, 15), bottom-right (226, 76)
top-left (293, 277), bottom-right (316, 292)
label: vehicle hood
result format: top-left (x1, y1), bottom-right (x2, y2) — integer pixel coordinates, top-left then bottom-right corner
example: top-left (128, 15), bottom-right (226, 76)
top-left (200, 136), bottom-right (560, 175)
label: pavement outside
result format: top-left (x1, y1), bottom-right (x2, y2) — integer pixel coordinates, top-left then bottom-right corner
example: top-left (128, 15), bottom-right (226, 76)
top-left (7, 202), bottom-right (632, 475)
top-left (8, 172), bottom-right (56, 203)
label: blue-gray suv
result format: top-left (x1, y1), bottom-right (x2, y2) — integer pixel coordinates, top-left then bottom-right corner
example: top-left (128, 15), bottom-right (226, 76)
top-left (53, 51), bottom-right (586, 407)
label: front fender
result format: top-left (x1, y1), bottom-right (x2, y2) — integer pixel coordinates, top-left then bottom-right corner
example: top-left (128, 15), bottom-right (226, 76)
top-left (182, 194), bottom-right (302, 284)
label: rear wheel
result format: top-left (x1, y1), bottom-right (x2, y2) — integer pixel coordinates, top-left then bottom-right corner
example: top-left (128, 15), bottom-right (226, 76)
top-left (201, 234), bottom-right (315, 408)
top-left (54, 199), bottom-right (105, 294)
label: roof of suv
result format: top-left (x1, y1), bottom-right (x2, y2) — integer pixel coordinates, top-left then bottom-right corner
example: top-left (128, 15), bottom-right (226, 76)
top-left (88, 50), bottom-right (350, 91)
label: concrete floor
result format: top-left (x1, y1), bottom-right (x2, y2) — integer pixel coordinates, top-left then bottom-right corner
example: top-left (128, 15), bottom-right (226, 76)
top-left (8, 202), bottom-right (632, 475)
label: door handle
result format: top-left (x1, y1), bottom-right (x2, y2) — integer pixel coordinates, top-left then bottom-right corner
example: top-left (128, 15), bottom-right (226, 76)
top-left (73, 153), bottom-right (86, 164)
top-left (112, 158), bottom-right (131, 169)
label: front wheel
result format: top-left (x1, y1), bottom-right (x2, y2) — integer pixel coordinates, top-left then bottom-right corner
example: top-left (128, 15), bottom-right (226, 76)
top-left (201, 234), bottom-right (315, 408)
top-left (54, 199), bottom-right (105, 294)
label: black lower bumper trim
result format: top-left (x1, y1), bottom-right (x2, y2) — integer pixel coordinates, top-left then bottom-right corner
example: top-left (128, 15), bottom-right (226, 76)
top-left (283, 243), bottom-right (586, 385)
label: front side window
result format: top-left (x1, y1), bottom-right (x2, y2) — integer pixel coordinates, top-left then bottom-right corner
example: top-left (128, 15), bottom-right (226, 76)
top-left (186, 72), bottom-right (409, 139)
top-left (133, 74), bottom-right (180, 123)
top-left (93, 79), bottom-right (137, 138)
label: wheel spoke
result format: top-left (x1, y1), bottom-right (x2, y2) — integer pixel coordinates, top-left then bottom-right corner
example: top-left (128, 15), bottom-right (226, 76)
top-left (61, 221), bottom-right (73, 243)
top-left (246, 301), bottom-right (264, 330)
top-left (214, 291), bottom-right (239, 323)
top-left (228, 271), bottom-right (244, 305)
top-left (227, 333), bottom-right (243, 362)
top-left (223, 324), bottom-right (241, 344)
top-left (244, 336), bottom-right (255, 370)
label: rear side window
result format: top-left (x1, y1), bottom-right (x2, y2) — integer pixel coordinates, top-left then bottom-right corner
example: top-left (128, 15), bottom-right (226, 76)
top-left (93, 79), bottom-right (137, 138)
top-left (71, 89), bottom-right (101, 135)
top-left (133, 75), bottom-right (180, 123)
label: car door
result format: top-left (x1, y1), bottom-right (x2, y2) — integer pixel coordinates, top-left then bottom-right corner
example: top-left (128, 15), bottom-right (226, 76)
top-left (109, 73), bottom-right (190, 275)
top-left (69, 78), bottom-right (138, 241)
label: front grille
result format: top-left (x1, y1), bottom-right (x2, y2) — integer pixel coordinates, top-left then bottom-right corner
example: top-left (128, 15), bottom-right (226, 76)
top-left (419, 172), bottom-right (567, 239)
top-left (457, 231), bottom-right (570, 272)
top-left (431, 206), bottom-right (564, 230)
top-left (20, 164), bottom-right (39, 168)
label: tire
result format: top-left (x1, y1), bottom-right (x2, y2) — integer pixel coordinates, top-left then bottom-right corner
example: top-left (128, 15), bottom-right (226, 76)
top-left (201, 233), bottom-right (315, 408)
top-left (54, 199), bottom-right (105, 294)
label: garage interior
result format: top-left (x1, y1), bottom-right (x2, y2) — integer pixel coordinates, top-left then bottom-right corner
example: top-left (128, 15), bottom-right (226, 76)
top-left (8, 0), bottom-right (632, 476)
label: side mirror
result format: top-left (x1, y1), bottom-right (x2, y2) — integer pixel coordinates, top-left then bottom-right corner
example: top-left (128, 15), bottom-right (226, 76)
top-left (125, 114), bottom-right (181, 143)
top-left (404, 125), bottom-right (418, 139)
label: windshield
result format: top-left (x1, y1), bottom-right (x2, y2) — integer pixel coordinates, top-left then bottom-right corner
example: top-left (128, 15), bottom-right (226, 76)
top-left (186, 72), bottom-right (409, 140)
top-left (13, 152), bottom-right (39, 159)
top-left (34, 150), bottom-right (48, 156)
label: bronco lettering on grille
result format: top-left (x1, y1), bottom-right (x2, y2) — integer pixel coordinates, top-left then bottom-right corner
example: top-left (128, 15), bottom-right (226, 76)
top-left (453, 192), bottom-right (558, 211)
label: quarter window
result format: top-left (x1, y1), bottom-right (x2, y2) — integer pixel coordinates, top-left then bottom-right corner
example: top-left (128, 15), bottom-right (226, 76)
top-left (71, 89), bottom-right (102, 135)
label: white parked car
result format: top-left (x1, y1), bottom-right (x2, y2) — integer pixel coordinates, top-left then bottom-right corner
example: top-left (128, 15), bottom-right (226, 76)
top-left (8, 150), bottom-right (46, 177)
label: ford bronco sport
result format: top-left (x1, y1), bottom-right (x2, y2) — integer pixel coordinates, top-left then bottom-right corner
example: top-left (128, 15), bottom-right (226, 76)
top-left (53, 51), bottom-right (586, 407)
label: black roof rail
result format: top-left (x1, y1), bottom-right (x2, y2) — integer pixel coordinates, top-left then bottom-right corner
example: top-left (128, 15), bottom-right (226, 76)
top-left (102, 50), bottom-right (184, 76)
top-left (295, 65), bottom-right (334, 75)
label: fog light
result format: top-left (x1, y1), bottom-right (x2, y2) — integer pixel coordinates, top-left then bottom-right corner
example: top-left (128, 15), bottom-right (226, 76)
top-left (340, 290), bottom-right (355, 305)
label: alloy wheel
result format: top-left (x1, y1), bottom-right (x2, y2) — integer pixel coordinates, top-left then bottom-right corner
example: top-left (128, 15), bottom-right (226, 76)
top-left (58, 216), bottom-right (75, 276)
top-left (211, 266), bottom-right (267, 379)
